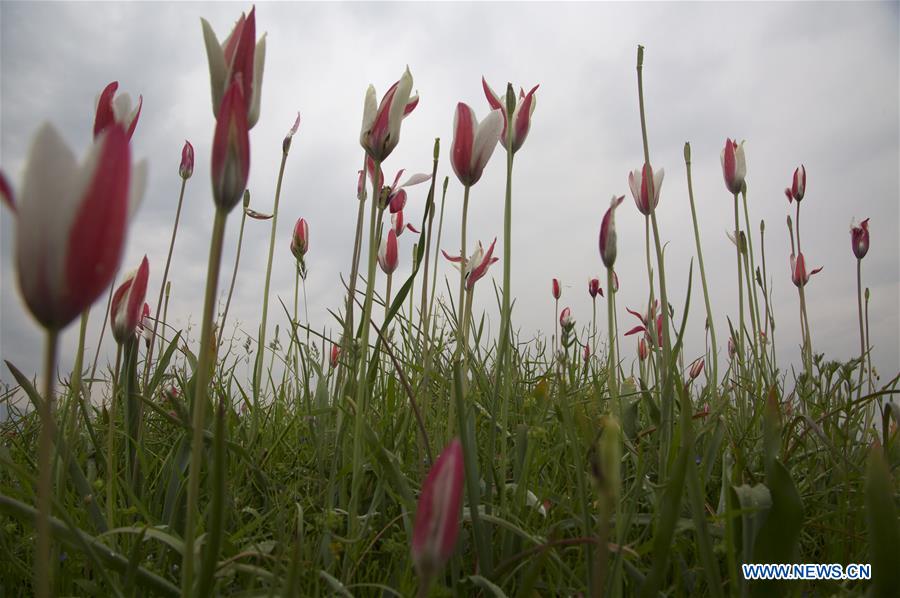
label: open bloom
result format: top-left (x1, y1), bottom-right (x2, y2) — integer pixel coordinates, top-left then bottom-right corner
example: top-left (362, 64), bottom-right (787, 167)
top-left (412, 439), bottom-right (464, 581)
top-left (628, 163), bottom-right (664, 216)
top-left (3, 124), bottom-right (145, 330)
top-left (552, 278), bottom-right (561, 300)
top-left (784, 165), bottom-right (806, 203)
top-left (211, 80), bottom-right (251, 212)
top-left (721, 138), bottom-right (746, 195)
top-left (559, 307), bottom-right (573, 329)
top-left (790, 252), bottom-right (822, 287)
top-left (625, 302), bottom-right (662, 347)
top-left (201, 5), bottom-right (266, 128)
top-left (851, 218), bottom-right (870, 259)
top-left (599, 195), bottom-right (625, 269)
top-left (482, 78), bottom-right (538, 153)
top-left (94, 81), bottom-right (142, 141)
top-left (588, 277), bottom-right (603, 299)
top-left (291, 217), bottom-right (309, 260)
top-left (179, 140), bottom-right (195, 179)
top-left (366, 158), bottom-right (431, 213)
top-left (378, 228), bottom-right (399, 275)
top-left (442, 237), bottom-right (499, 290)
top-left (451, 103), bottom-right (503, 186)
top-left (110, 256), bottom-right (150, 344)
top-left (360, 67), bottom-right (417, 161)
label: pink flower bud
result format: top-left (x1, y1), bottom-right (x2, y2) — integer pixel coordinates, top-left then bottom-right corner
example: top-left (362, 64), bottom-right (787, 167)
top-left (559, 307), bottom-right (573, 329)
top-left (689, 358), bottom-right (705, 380)
top-left (451, 102), bottom-right (503, 186)
top-left (599, 195), bottom-right (625, 269)
top-left (552, 278), bottom-right (561, 300)
top-left (482, 78), bottom-right (538, 154)
top-left (378, 228), bottom-right (399, 275)
top-left (7, 123), bottom-right (144, 330)
top-left (790, 252), bottom-right (822, 288)
top-left (360, 68), bottom-right (415, 161)
top-left (94, 81), bottom-right (142, 141)
top-left (412, 439), bottom-right (464, 581)
top-left (211, 80), bottom-right (251, 212)
top-left (110, 256), bottom-right (150, 344)
top-left (850, 218), bottom-right (869, 260)
top-left (583, 344), bottom-right (591, 363)
top-left (179, 140), bottom-right (194, 179)
top-left (720, 138), bottom-right (746, 195)
top-left (628, 163), bottom-right (664, 216)
top-left (784, 165), bottom-right (806, 203)
top-left (330, 343), bottom-right (340, 369)
top-left (638, 338), bottom-right (649, 362)
top-left (291, 217), bottom-right (309, 259)
top-left (588, 277), bottom-right (603, 299)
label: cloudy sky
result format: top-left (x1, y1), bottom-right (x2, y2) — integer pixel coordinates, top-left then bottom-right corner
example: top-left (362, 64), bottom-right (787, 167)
top-left (1, 1), bottom-right (898, 391)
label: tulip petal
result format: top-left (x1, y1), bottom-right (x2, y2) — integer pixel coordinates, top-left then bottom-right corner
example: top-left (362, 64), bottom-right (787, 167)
top-left (201, 18), bottom-right (227, 119)
top-left (248, 34), bottom-right (267, 129)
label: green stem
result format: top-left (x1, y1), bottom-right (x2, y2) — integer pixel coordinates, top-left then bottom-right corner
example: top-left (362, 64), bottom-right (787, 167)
top-left (182, 207), bottom-right (228, 595)
top-left (220, 207), bottom-right (248, 335)
top-left (733, 192), bottom-right (745, 379)
top-left (864, 288), bottom-right (874, 393)
top-left (457, 185), bottom-right (470, 352)
top-left (36, 328), bottom-right (59, 598)
top-left (86, 278), bottom-right (116, 397)
top-left (741, 190), bottom-right (762, 375)
top-left (144, 177), bottom-right (187, 391)
top-left (106, 344), bottom-right (122, 527)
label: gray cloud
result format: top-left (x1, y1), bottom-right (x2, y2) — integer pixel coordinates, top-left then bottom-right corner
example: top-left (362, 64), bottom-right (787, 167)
top-left (1, 1), bottom-right (897, 391)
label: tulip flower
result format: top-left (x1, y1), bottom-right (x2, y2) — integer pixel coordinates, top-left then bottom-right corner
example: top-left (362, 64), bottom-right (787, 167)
top-left (201, 5), bottom-right (266, 128)
top-left (721, 138), bottom-right (746, 195)
top-left (179, 140), bottom-right (195, 180)
top-left (482, 77), bottom-right (538, 153)
top-left (790, 252), bottom-right (822, 288)
top-left (211, 80), bottom-right (251, 213)
top-left (450, 103), bottom-right (503, 186)
top-left (552, 278), bottom-right (561, 300)
top-left (625, 302), bottom-right (662, 347)
top-left (93, 81), bottom-right (142, 141)
top-left (3, 123), bottom-right (144, 330)
top-left (689, 357), bottom-right (705, 380)
top-left (291, 217), bottom-right (309, 260)
top-left (638, 337), bottom-right (649, 362)
top-left (443, 238), bottom-right (499, 291)
top-left (628, 163), bottom-right (664, 216)
top-left (110, 256), bottom-right (150, 344)
top-left (330, 343), bottom-right (340, 369)
top-left (283, 111), bottom-right (301, 153)
top-left (360, 67), bottom-right (417, 161)
top-left (139, 302), bottom-right (153, 347)
top-left (851, 218), bottom-right (870, 260)
top-left (588, 277), bottom-right (603, 299)
top-left (391, 210), bottom-right (420, 237)
top-left (412, 438), bottom-right (464, 583)
top-left (559, 307), bottom-right (574, 329)
top-left (378, 228), bottom-right (399, 275)
top-left (599, 195), bottom-right (625, 269)
top-left (784, 165), bottom-right (806, 203)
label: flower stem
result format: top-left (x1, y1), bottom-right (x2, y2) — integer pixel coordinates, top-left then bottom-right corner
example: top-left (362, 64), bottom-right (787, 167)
top-left (220, 206), bottom-right (248, 334)
top-left (856, 259), bottom-right (865, 397)
top-left (457, 185), bottom-right (470, 352)
top-left (182, 207), bottom-right (228, 595)
top-left (733, 192), bottom-right (745, 375)
top-left (35, 328), bottom-right (59, 598)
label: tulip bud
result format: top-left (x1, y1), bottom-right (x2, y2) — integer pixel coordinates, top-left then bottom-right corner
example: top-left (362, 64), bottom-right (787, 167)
top-left (179, 140), bottom-right (195, 179)
top-left (283, 112), bottom-right (301, 154)
top-left (638, 337), bottom-right (649, 361)
top-left (94, 81), bottom-right (142, 141)
top-left (583, 344), bottom-right (590, 363)
top-left (360, 67), bottom-right (415, 161)
top-left (720, 138), bottom-right (746, 195)
top-left (330, 343), bottom-right (340, 369)
top-left (412, 439), bottom-right (464, 583)
top-left (450, 103), bottom-right (503, 186)
top-left (628, 163), bottom-right (665, 216)
top-left (552, 278), bottom-right (561, 300)
top-left (378, 228), bottom-right (399, 275)
top-left (291, 217), bottom-right (309, 260)
top-left (784, 165), bottom-right (806, 203)
top-left (110, 256), bottom-right (150, 344)
top-left (599, 195), bottom-right (625, 269)
top-left (588, 277), bottom-right (603, 299)
top-left (559, 307), bottom-right (574, 330)
top-left (851, 218), bottom-right (870, 260)
top-left (689, 358), bottom-right (705, 380)
top-left (211, 80), bottom-right (251, 213)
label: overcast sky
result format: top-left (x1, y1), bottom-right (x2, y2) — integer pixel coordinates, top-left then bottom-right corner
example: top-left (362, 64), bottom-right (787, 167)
top-left (1, 1), bottom-right (898, 392)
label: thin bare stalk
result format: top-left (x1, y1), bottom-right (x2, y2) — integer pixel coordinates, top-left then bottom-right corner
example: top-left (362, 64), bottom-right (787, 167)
top-left (457, 185), bottom-right (471, 351)
top-left (220, 205), bottom-right (248, 334)
top-left (35, 329), bottom-right (59, 598)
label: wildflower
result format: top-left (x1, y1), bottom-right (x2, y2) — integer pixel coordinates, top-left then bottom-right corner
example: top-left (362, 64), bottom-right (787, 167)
top-left (110, 256), bottom-right (150, 344)
top-left (784, 165), bottom-right (806, 203)
top-left (552, 278), bottom-right (561, 300)
top-left (283, 112), bottom-right (301, 153)
top-left (721, 138), bottom-right (746, 195)
top-left (378, 228), bottom-right (399, 275)
top-left (588, 277), bottom-right (603, 299)
top-left (638, 338), bottom-right (649, 361)
top-left (450, 103), bottom-right (503, 186)
top-left (442, 238), bottom-right (499, 290)
top-left (599, 195), bottom-right (625, 268)
top-left (291, 217), bottom-right (309, 260)
top-left (850, 218), bottom-right (870, 260)
top-left (179, 140), bottom-right (195, 179)
top-left (689, 358), bottom-right (705, 380)
top-left (211, 80), bottom-right (251, 212)
top-left (559, 307), bottom-right (574, 329)
top-left (624, 302), bottom-right (662, 347)
top-left (628, 163), bottom-right (664, 216)
top-left (330, 343), bottom-right (340, 369)
top-left (360, 67), bottom-right (417, 161)
top-left (790, 252), bottom-right (822, 288)
top-left (93, 81), bottom-right (142, 140)
top-left (482, 78), bottom-right (538, 153)
top-left (412, 439), bottom-right (464, 582)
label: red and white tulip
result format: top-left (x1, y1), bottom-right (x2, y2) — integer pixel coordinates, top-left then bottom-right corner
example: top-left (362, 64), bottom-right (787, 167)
top-left (628, 163), bottom-right (664, 216)
top-left (784, 165), bottom-right (806, 203)
top-left (360, 67), bottom-right (417, 161)
top-left (450, 102), bottom-right (503, 186)
top-left (790, 252), bottom-right (822, 288)
top-left (211, 80), bottom-right (251, 212)
top-left (599, 195), bottom-right (625, 269)
top-left (291, 217), bottom-right (309, 260)
top-left (412, 438), bottom-right (464, 581)
top-left (94, 81), bottom-right (142, 141)
top-left (378, 228), bottom-right (399, 275)
top-left (179, 140), bottom-right (195, 180)
top-left (552, 278), bottom-right (561, 300)
top-left (443, 238), bottom-right (499, 291)
top-left (482, 78), bottom-right (538, 154)
top-left (851, 218), bottom-right (870, 260)
top-left (588, 277), bottom-right (603, 299)
top-left (110, 256), bottom-right (150, 344)
top-left (721, 138), bottom-right (747, 195)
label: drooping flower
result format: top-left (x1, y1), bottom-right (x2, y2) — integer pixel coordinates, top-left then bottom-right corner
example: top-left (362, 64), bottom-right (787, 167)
top-left (211, 80), bottom-right (251, 212)
top-left (850, 218), bottom-right (870, 260)
top-left (378, 228), bottom-right (399, 275)
top-left (93, 81), bottom-right (142, 141)
top-left (291, 217), bottom-right (309, 260)
top-left (3, 123), bottom-right (146, 330)
top-left (411, 438), bottom-right (464, 582)
top-left (588, 277), bottom-right (603, 299)
top-left (552, 278), bottom-right (561, 300)
top-left (628, 163), bottom-right (664, 216)
top-left (599, 195), bottom-right (625, 269)
top-left (721, 138), bottom-right (746, 195)
top-left (179, 140), bottom-right (195, 180)
top-left (442, 237), bottom-right (499, 290)
top-left (110, 256), bottom-right (150, 344)
top-left (201, 5), bottom-right (266, 128)
top-left (784, 165), bottom-right (806, 203)
top-left (450, 103), bottom-right (503, 186)
top-left (790, 252), bottom-right (822, 288)
top-left (482, 78), bottom-right (538, 153)
top-left (360, 67), bottom-right (417, 161)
